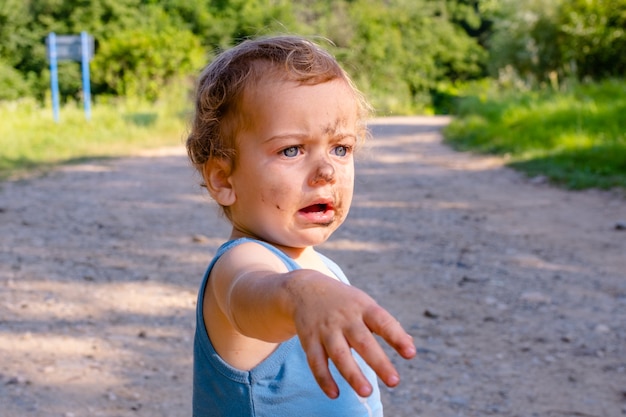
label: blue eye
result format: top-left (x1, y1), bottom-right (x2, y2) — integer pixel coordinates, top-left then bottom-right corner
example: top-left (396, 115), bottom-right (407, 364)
top-left (281, 146), bottom-right (300, 157)
top-left (333, 145), bottom-right (349, 157)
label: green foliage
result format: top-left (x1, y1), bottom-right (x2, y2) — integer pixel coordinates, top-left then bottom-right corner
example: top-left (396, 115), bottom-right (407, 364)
top-left (91, 25), bottom-right (205, 100)
top-left (217, 0), bottom-right (300, 40)
top-left (155, 0), bottom-right (219, 39)
top-left (0, 60), bottom-right (32, 101)
top-left (1, 0), bottom-right (623, 190)
top-left (487, 0), bottom-right (626, 84)
top-left (0, 0), bottom-right (209, 102)
top-left (301, 0), bottom-right (487, 114)
top-left (558, 0), bottom-right (626, 79)
top-left (2, 0), bottom-right (623, 115)
top-left (0, 0), bottom-right (32, 67)
top-left (444, 79), bottom-right (626, 189)
top-left (0, 0), bottom-right (490, 113)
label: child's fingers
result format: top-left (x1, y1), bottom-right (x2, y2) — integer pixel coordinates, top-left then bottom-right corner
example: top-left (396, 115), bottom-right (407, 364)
top-left (304, 340), bottom-right (340, 399)
top-left (365, 305), bottom-right (417, 360)
top-left (344, 325), bottom-right (401, 388)
top-left (322, 331), bottom-right (373, 398)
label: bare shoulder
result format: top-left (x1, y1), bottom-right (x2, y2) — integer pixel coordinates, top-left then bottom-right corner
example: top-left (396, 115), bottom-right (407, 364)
top-left (212, 240), bottom-right (290, 282)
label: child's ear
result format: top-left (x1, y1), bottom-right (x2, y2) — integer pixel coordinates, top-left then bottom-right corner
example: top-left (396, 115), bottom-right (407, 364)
top-left (203, 158), bottom-right (236, 207)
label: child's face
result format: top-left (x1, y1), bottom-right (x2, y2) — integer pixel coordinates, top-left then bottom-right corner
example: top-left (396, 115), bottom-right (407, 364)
top-left (225, 77), bottom-right (358, 251)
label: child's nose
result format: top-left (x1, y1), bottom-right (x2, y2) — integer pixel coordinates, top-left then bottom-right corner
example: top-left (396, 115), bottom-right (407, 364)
top-left (309, 158), bottom-right (336, 186)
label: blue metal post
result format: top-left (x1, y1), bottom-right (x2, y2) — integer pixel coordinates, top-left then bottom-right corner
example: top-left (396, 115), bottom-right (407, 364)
top-left (48, 33), bottom-right (60, 123)
top-left (80, 31), bottom-right (92, 121)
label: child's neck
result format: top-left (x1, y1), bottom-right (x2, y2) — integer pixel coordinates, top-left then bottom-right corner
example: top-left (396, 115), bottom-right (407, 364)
top-left (228, 229), bottom-right (313, 260)
top-left (273, 243), bottom-right (336, 278)
top-left (228, 230), bottom-right (338, 279)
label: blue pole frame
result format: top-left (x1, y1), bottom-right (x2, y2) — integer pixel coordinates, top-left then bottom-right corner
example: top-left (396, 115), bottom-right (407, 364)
top-left (47, 32), bottom-right (93, 122)
top-left (80, 31), bottom-right (92, 121)
top-left (48, 32), bottom-right (61, 123)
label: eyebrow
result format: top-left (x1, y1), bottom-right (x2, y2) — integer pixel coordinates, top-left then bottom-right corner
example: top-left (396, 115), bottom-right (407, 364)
top-left (262, 133), bottom-right (309, 144)
top-left (263, 130), bottom-right (357, 143)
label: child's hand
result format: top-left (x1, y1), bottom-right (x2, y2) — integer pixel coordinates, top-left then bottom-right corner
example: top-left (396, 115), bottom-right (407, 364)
top-left (285, 270), bottom-right (417, 399)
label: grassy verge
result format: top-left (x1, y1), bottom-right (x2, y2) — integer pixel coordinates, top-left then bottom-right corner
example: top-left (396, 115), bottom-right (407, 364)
top-left (0, 86), bottom-right (191, 181)
top-left (443, 79), bottom-right (626, 190)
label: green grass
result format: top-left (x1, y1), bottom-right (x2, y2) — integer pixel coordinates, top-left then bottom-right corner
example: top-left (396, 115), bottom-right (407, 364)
top-left (0, 86), bottom-right (191, 181)
top-left (4, 79), bottom-right (625, 191)
top-left (443, 79), bottom-right (626, 190)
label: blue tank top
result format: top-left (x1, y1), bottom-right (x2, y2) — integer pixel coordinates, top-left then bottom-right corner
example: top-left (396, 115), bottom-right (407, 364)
top-left (193, 237), bottom-right (383, 417)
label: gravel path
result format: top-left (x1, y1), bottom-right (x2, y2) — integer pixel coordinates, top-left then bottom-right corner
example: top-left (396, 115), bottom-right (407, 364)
top-left (1, 116), bottom-right (625, 417)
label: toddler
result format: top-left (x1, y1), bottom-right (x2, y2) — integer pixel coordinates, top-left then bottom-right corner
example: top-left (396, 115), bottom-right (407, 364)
top-left (186, 35), bottom-right (416, 417)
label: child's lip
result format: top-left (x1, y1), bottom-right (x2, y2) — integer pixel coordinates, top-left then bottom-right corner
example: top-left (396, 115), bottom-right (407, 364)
top-left (298, 199), bottom-right (336, 224)
top-left (299, 199), bottom-right (334, 213)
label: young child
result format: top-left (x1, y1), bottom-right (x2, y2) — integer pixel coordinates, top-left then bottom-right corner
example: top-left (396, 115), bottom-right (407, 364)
top-left (186, 35), bottom-right (416, 417)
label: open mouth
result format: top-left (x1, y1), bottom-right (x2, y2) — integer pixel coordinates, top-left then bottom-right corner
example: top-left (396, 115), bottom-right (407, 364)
top-left (298, 201), bottom-right (336, 224)
top-left (300, 203), bottom-right (330, 214)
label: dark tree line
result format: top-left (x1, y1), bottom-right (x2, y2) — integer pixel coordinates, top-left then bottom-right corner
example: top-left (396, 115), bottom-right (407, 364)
top-left (0, 0), bottom-right (623, 113)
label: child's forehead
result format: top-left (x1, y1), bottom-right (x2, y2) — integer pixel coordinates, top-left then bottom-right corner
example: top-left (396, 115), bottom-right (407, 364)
top-left (242, 77), bottom-right (357, 115)
top-left (246, 71), bottom-right (351, 99)
top-left (236, 78), bottom-right (358, 137)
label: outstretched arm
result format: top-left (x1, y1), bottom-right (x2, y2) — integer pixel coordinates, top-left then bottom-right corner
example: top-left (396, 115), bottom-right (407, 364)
top-left (210, 243), bottom-right (416, 398)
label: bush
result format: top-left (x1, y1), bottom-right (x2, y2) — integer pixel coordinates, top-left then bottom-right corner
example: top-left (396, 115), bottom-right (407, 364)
top-left (318, 0), bottom-right (487, 114)
top-left (487, 0), bottom-right (626, 84)
top-left (0, 60), bottom-right (31, 101)
top-left (92, 27), bottom-right (205, 100)
top-left (558, 0), bottom-right (626, 80)
top-left (444, 78), bottom-right (626, 190)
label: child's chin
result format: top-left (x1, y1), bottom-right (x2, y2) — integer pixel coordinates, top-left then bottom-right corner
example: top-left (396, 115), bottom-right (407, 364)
top-left (279, 233), bottom-right (335, 249)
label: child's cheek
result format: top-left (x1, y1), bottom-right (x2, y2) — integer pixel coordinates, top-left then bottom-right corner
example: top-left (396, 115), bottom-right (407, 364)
top-left (265, 187), bottom-right (289, 212)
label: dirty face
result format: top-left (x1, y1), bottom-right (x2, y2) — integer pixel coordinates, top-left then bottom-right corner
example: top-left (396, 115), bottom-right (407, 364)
top-left (225, 78), bottom-right (358, 252)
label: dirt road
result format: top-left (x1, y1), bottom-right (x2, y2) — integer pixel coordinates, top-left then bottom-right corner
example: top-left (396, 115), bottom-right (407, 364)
top-left (1, 116), bottom-right (624, 417)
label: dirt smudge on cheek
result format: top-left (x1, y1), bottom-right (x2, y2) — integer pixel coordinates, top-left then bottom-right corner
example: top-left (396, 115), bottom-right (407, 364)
top-left (265, 188), bottom-right (287, 212)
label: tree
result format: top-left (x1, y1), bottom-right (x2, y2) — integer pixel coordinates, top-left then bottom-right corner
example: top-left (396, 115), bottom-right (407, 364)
top-left (1, 0), bottom-right (493, 112)
top-left (0, 0), bottom-right (34, 99)
top-left (558, 0), bottom-right (626, 80)
top-left (307, 0), bottom-right (487, 113)
top-left (91, 8), bottom-right (205, 100)
top-left (487, 0), bottom-right (626, 85)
